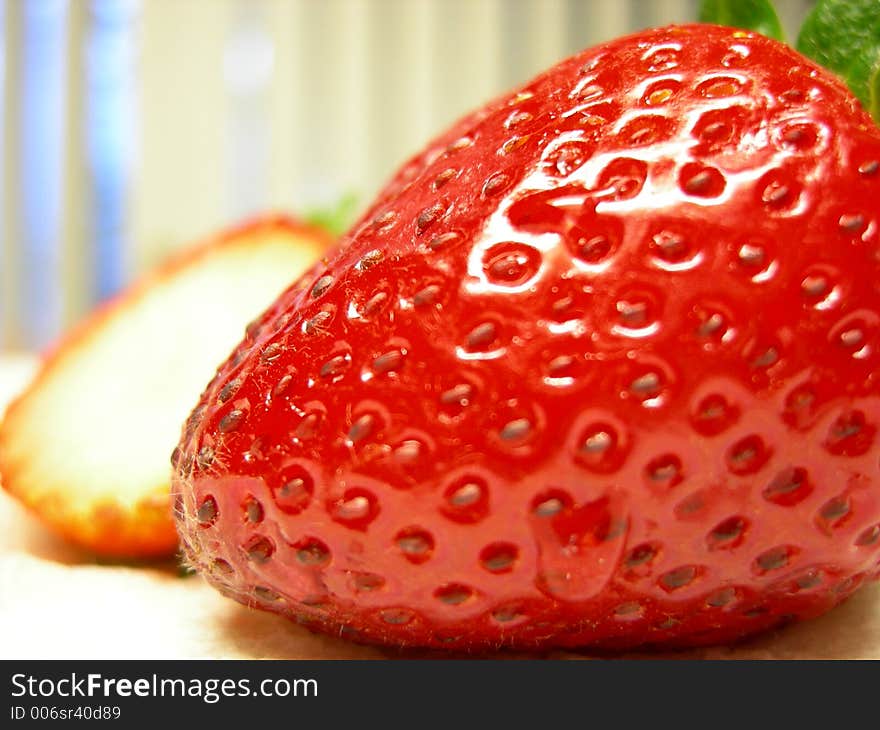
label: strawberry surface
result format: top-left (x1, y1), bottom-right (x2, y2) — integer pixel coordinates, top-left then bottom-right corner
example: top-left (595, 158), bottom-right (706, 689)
top-left (173, 24), bottom-right (880, 650)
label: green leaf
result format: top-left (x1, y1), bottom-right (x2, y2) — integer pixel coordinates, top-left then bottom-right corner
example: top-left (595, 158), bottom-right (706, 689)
top-left (871, 61), bottom-right (880, 122)
top-left (797, 0), bottom-right (880, 116)
top-left (304, 193), bottom-right (360, 238)
top-left (698, 0), bottom-right (785, 42)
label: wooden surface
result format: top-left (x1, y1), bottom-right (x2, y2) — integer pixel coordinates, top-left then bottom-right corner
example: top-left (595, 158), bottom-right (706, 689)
top-left (1, 354), bottom-right (878, 659)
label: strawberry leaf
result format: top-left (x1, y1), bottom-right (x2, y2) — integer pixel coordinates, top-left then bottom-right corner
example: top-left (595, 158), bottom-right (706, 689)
top-left (797, 0), bottom-right (880, 117)
top-left (871, 62), bottom-right (880, 122)
top-left (698, 0), bottom-right (785, 42)
top-left (304, 193), bottom-right (359, 237)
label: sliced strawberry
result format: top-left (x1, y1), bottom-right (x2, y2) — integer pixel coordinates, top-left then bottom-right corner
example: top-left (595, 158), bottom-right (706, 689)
top-left (0, 216), bottom-right (329, 559)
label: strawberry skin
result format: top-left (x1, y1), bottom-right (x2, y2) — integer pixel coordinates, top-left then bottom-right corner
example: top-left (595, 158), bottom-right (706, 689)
top-left (173, 24), bottom-right (880, 650)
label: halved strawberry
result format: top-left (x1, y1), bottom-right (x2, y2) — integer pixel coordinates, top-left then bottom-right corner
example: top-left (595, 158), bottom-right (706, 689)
top-left (0, 216), bottom-right (329, 559)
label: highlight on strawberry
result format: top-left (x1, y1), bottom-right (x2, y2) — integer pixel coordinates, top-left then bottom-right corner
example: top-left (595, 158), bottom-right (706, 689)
top-left (172, 0), bottom-right (880, 651)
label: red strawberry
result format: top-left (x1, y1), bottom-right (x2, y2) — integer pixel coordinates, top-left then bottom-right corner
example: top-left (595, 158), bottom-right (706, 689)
top-left (173, 24), bottom-right (880, 650)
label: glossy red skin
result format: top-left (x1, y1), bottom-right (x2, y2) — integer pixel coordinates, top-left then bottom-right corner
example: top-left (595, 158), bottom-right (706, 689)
top-left (173, 24), bottom-right (880, 650)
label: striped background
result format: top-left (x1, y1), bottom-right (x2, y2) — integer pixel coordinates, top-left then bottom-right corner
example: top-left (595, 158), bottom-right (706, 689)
top-left (1, 0), bottom-right (814, 349)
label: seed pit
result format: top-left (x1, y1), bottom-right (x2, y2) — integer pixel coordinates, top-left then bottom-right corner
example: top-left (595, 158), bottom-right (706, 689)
top-left (482, 172), bottom-right (512, 198)
top-left (212, 558), bottom-right (233, 575)
top-left (253, 586), bottom-right (281, 602)
top-left (750, 346), bottom-right (779, 369)
top-left (625, 542), bottom-right (659, 570)
top-left (442, 477), bottom-right (489, 523)
top-left (413, 284), bottom-right (441, 307)
top-left (303, 309), bottom-right (333, 335)
top-left (432, 168), bottom-right (458, 190)
top-left (794, 570), bottom-right (823, 592)
top-left (613, 602), bottom-right (644, 620)
top-left (428, 231), bottom-right (461, 250)
top-left (649, 229), bottom-right (693, 265)
top-left (355, 249), bottom-right (384, 271)
top-left (707, 516), bottom-right (748, 550)
top-left (491, 604), bottom-right (525, 624)
top-left (440, 383), bottom-right (475, 414)
top-left (659, 565), bottom-right (700, 592)
top-left (697, 75), bottom-right (743, 97)
top-left (243, 535), bottom-right (274, 563)
top-left (242, 495), bottom-right (264, 524)
top-left (416, 202), bottom-right (445, 234)
top-left (361, 291), bottom-right (389, 317)
top-left (270, 467), bottom-right (314, 515)
top-left (543, 140), bottom-right (593, 177)
top-left (197, 445), bottom-right (215, 469)
top-left (726, 434), bottom-right (769, 475)
top-left (758, 169), bottom-right (800, 211)
top-left (644, 453), bottom-right (683, 488)
top-left (371, 349), bottom-right (405, 375)
top-left (817, 495), bottom-right (851, 531)
top-left (498, 417), bottom-right (532, 443)
top-left (619, 115), bottom-right (674, 146)
top-left (825, 411), bottom-right (875, 456)
top-left (531, 489), bottom-right (573, 518)
top-left (197, 495), bottom-right (218, 527)
top-left (347, 413), bottom-right (377, 444)
top-left (855, 524), bottom-right (880, 547)
top-left (505, 110), bottom-right (533, 129)
top-left (396, 528), bottom-right (435, 564)
top-left (219, 409), bottom-right (244, 433)
top-left (737, 243), bottom-right (765, 268)
top-left (380, 609), bottom-right (414, 626)
top-left (838, 214), bottom-right (865, 233)
top-left (295, 411), bottom-right (323, 440)
top-left (631, 371), bottom-right (662, 397)
top-left (218, 379), bottom-right (241, 403)
top-left (434, 583), bottom-right (474, 605)
top-left (482, 242), bottom-right (542, 286)
top-left (330, 489), bottom-right (379, 530)
top-left (393, 439), bottom-right (424, 465)
top-left (692, 393), bottom-right (738, 435)
top-left (293, 537), bottom-right (331, 567)
top-left (319, 353), bottom-right (351, 382)
top-left (352, 572), bottom-right (386, 592)
top-left (706, 587), bottom-right (738, 608)
top-left (464, 322), bottom-right (498, 351)
top-left (576, 422), bottom-right (625, 473)
top-left (308, 275), bottom-right (334, 300)
top-left (370, 210), bottom-right (397, 233)
top-left (596, 157), bottom-right (648, 200)
top-left (801, 274), bottom-right (829, 298)
top-left (480, 542), bottom-right (519, 573)
top-left (763, 467), bottom-right (812, 506)
top-left (754, 545), bottom-right (797, 574)
top-left (680, 163), bottom-right (725, 197)
top-left (642, 78), bottom-right (680, 106)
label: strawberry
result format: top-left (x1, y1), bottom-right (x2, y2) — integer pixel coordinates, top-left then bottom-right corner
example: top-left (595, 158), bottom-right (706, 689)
top-left (173, 24), bottom-right (880, 650)
top-left (0, 216), bottom-right (329, 559)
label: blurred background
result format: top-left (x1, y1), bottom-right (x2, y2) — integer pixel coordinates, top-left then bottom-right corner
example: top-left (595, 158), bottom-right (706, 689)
top-left (1, 0), bottom-right (815, 351)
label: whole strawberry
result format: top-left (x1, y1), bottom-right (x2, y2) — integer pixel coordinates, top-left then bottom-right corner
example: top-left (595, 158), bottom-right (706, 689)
top-left (173, 24), bottom-right (880, 650)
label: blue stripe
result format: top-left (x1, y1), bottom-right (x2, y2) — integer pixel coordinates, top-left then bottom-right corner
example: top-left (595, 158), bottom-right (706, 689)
top-left (20, 0), bottom-right (69, 348)
top-left (85, 0), bottom-right (139, 303)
